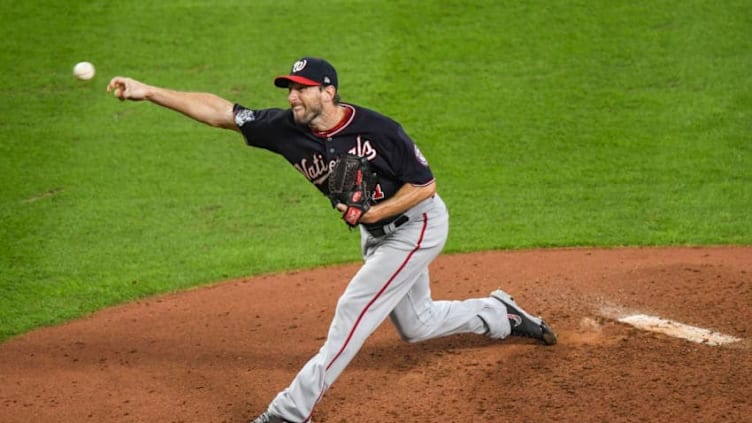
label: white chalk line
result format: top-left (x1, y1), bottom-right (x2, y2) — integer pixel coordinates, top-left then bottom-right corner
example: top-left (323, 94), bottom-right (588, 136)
top-left (599, 305), bottom-right (742, 347)
top-left (617, 314), bottom-right (741, 346)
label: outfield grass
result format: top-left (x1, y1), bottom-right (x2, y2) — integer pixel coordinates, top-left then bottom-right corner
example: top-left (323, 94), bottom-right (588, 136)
top-left (1, 0), bottom-right (750, 341)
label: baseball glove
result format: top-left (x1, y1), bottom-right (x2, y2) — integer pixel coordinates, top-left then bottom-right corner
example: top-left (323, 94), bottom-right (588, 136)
top-left (328, 154), bottom-right (376, 227)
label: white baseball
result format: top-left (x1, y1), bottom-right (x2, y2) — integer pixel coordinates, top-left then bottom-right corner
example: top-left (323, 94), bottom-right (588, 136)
top-left (73, 61), bottom-right (96, 80)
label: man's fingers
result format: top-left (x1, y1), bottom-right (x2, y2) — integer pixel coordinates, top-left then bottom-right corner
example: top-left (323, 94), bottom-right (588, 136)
top-left (106, 77), bottom-right (120, 92)
top-left (106, 77), bottom-right (128, 99)
top-left (109, 85), bottom-right (124, 99)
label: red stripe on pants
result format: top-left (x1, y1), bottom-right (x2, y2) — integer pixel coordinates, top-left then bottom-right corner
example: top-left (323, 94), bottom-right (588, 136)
top-left (325, 213), bottom-right (428, 371)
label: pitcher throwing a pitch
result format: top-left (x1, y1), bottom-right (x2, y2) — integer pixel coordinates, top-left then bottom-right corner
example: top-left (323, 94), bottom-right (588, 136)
top-left (107, 57), bottom-right (557, 423)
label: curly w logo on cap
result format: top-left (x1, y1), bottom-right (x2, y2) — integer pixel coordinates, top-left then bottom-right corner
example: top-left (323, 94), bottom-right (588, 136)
top-left (274, 57), bottom-right (338, 89)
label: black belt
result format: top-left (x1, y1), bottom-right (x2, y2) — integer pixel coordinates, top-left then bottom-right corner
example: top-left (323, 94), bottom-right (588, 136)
top-left (364, 214), bottom-right (409, 237)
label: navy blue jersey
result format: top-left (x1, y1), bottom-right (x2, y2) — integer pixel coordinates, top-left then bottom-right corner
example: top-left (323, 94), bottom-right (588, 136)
top-left (233, 103), bottom-right (434, 204)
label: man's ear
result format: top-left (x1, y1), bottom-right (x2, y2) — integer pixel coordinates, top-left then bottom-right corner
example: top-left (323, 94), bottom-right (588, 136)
top-left (323, 85), bottom-right (337, 102)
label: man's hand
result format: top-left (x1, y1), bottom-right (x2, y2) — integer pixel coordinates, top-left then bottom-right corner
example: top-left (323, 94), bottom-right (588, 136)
top-left (106, 77), bottom-right (150, 101)
top-left (328, 155), bottom-right (376, 227)
top-left (336, 203), bottom-right (377, 224)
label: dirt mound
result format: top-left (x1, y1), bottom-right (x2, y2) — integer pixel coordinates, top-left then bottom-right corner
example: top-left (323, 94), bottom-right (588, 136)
top-left (1, 247), bottom-right (749, 422)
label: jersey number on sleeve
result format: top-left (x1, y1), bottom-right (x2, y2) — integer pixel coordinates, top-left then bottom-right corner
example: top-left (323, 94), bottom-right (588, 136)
top-left (372, 184), bottom-right (385, 200)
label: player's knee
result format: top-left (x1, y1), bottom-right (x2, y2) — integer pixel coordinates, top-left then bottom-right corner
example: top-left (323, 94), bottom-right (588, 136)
top-left (397, 331), bottom-right (421, 344)
top-left (393, 321), bottom-right (429, 343)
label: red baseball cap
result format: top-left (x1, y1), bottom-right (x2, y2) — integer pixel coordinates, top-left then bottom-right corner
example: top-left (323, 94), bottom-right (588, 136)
top-left (274, 57), bottom-right (338, 89)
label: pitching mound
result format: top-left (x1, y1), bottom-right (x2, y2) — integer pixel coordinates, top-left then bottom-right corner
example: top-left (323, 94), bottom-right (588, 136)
top-left (1, 246), bottom-right (750, 422)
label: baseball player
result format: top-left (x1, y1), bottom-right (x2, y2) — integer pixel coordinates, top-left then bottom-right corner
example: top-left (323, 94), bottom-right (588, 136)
top-left (107, 57), bottom-right (556, 423)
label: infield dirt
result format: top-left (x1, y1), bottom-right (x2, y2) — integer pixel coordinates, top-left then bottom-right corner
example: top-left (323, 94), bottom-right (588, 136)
top-left (1, 246), bottom-right (750, 422)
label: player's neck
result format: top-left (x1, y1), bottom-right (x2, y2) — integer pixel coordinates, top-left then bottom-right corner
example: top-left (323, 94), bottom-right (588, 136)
top-left (310, 104), bottom-right (345, 133)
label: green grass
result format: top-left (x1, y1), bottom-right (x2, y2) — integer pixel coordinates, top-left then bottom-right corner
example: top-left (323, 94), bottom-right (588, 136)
top-left (1, 0), bottom-right (750, 341)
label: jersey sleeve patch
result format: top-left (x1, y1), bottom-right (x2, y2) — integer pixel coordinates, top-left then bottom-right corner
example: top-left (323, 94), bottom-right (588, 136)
top-left (414, 144), bottom-right (429, 167)
top-left (233, 104), bottom-right (256, 128)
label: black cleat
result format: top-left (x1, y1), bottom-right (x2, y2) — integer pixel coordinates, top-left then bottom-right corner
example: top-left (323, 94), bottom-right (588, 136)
top-left (490, 289), bottom-right (557, 345)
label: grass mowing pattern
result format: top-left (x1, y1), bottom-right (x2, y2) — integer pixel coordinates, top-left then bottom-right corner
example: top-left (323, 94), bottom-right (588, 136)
top-left (1, 0), bottom-right (750, 340)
